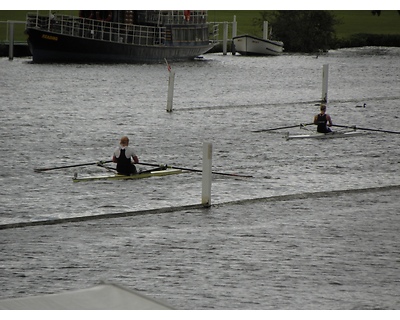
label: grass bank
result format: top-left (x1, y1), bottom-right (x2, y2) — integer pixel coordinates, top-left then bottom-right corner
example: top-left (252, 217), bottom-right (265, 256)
top-left (209, 10), bottom-right (400, 49)
top-left (208, 10), bottom-right (400, 39)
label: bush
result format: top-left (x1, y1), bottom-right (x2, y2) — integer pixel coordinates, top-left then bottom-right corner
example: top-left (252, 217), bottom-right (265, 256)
top-left (272, 11), bottom-right (339, 53)
top-left (338, 33), bottom-right (400, 47)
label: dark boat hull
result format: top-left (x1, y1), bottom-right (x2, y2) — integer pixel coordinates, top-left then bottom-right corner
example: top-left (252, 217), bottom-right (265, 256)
top-left (27, 28), bottom-right (214, 63)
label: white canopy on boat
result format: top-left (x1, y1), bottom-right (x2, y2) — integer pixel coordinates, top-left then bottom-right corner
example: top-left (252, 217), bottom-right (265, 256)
top-left (0, 282), bottom-right (174, 310)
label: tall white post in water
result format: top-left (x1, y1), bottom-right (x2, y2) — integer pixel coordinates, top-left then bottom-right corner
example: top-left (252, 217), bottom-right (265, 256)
top-left (232, 16), bottom-right (237, 55)
top-left (202, 142), bottom-right (212, 207)
top-left (322, 64), bottom-right (329, 103)
top-left (263, 21), bottom-right (268, 40)
top-left (223, 21), bottom-right (228, 55)
top-left (8, 21), bottom-right (14, 60)
top-left (232, 15), bottom-right (237, 38)
top-left (165, 59), bottom-right (175, 112)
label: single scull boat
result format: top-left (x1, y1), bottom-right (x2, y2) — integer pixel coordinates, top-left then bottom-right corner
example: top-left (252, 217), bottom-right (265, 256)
top-left (73, 168), bottom-right (182, 182)
top-left (286, 130), bottom-right (366, 140)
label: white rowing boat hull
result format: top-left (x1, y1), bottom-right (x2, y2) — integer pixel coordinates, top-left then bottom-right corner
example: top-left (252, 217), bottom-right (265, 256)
top-left (286, 131), bottom-right (365, 140)
top-left (232, 34), bottom-right (284, 56)
top-left (73, 168), bottom-right (182, 182)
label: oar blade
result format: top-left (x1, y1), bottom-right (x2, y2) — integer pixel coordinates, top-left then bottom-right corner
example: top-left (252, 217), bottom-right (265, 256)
top-left (34, 168), bottom-right (52, 172)
top-left (252, 123), bottom-right (314, 133)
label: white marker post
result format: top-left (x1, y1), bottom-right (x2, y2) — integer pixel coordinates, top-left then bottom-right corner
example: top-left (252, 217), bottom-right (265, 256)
top-left (322, 64), bottom-right (329, 103)
top-left (165, 59), bottom-right (175, 112)
top-left (263, 21), bottom-right (268, 40)
top-left (202, 142), bottom-right (212, 207)
top-left (232, 15), bottom-right (237, 38)
top-left (8, 21), bottom-right (14, 61)
top-left (232, 16), bottom-right (237, 55)
top-left (223, 21), bottom-right (228, 55)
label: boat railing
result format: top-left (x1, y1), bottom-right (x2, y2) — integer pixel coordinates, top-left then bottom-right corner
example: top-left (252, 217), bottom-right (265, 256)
top-left (156, 10), bottom-right (208, 25)
top-left (26, 13), bottom-right (167, 46)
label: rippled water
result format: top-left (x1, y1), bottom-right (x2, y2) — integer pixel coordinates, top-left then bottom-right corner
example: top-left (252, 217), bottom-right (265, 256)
top-left (1, 47), bottom-right (400, 225)
top-left (0, 47), bottom-right (399, 309)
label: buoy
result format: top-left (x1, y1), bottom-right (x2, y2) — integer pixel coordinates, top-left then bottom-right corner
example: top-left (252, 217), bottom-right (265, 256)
top-left (356, 103), bottom-right (366, 108)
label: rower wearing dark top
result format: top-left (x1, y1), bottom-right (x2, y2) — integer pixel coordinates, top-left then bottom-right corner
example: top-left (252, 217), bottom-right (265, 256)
top-left (314, 104), bottom-right (333, 133)
top-left (112, 136), bottom-right (139, 175)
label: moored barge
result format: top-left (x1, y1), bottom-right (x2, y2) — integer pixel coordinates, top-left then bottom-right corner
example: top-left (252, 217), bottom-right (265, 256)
top-left (25, 10), bottom-right (216, 63)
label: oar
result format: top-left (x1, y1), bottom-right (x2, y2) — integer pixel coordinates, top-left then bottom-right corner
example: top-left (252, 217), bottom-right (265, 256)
top-left (139, 162), bottom-right (253, 178)
top-left (332, 124), bottom-right (400, 134)
top-left (34, 160), bottom-right (113, 172)
top-left (252, 123), bottom-right (314, 133)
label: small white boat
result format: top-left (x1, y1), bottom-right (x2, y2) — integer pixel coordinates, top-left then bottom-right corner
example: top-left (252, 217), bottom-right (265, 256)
top-left (73, 168), bottom-right (182, 182)
top-left (232, 34), bottom-right (284, 56)
top-left (286, 130), bottom-right (366, 140)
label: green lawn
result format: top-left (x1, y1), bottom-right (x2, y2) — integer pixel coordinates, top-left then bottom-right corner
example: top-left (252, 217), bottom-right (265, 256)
top-left (0, 10), bottom-right (29, 42)
top-left (0, 10), bottom-right (75, 42)
top-left (208, 10), bottom-right (263, 37)
top-left (1, 10), bottom-right (400, 42)
top-left (334, 10), bottom-right (400, 38)
top-left (208, 10), bottom-right (400, 39)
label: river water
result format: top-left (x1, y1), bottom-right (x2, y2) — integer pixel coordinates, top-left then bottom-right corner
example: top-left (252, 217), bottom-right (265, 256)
top-left (0, 47), bottom-right (399, 309)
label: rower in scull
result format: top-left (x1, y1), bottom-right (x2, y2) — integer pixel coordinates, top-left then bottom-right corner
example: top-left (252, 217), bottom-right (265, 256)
top-left (314, 104), bottom-right (333, 133)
